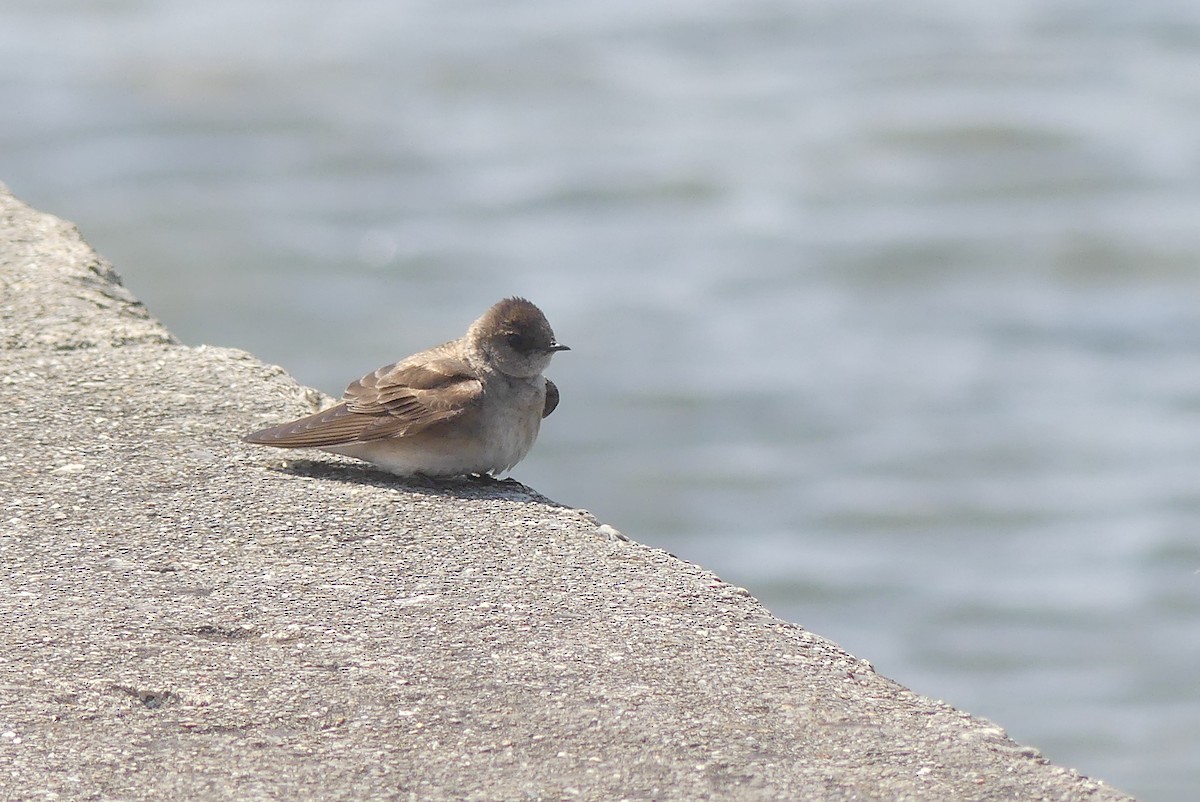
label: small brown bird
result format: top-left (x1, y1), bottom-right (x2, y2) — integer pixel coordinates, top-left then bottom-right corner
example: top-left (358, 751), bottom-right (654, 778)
top-left (243, 297), bottom-right (568, 477)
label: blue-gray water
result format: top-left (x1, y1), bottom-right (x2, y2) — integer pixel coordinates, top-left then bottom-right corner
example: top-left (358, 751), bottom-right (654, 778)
top-left (4, 2), bottom-right (1199, 798)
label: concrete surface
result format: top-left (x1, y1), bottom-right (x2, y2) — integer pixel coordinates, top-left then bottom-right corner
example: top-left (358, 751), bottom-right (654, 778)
top-left (0, 182), bottom-right (1136, 801)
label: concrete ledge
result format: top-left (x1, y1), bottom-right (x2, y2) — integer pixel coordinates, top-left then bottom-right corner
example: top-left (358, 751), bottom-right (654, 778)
top-left (0, 182), bottom-right (1135, 801)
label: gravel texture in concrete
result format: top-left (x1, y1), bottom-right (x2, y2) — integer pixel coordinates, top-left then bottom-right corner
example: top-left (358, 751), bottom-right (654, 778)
top-left (0, 183), bottom-right (1136, 800)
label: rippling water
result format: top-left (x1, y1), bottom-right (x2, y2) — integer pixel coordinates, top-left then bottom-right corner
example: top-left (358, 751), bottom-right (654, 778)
top-left (5, 2), bottom-right (1200, 798)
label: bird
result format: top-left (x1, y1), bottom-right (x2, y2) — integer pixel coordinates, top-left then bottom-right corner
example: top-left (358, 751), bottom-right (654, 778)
top-left (243, 297), bottom-right (568, 478)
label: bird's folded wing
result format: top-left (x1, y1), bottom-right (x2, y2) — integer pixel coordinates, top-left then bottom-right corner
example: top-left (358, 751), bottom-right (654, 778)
top-left (243, 357), bottom-right (483, 447)
top-left (543, 378), bottom-right (559, 418)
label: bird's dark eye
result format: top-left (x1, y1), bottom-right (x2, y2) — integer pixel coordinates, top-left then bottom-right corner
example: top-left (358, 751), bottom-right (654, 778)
top-left (505, 332), bottom-right (526, 350)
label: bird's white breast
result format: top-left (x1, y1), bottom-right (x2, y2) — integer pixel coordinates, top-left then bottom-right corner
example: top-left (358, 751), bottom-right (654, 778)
top-left (475, 373), bottom-right (544, 473)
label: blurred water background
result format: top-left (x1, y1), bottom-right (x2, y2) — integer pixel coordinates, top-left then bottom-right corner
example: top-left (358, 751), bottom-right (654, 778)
top-left (4, 1), bottom-right (1200, 798)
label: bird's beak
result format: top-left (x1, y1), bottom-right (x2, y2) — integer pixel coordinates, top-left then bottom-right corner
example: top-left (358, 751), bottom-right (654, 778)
top-left (546, 342), bottom-right (570, 352)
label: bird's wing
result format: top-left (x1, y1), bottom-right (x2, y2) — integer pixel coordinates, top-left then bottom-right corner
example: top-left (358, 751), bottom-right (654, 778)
top-left (542, 378), bottom-right (559, 418)
top-left (243, 355), bottom-right (483, 448)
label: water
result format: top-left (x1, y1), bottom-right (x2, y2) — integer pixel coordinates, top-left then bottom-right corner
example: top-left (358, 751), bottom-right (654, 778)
top-left (4, 2), bottom-right (1200, 798)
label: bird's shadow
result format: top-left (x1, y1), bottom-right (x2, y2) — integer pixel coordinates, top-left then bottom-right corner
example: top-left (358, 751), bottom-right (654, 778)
top-left (263, 457), bottom-right (563, 506)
